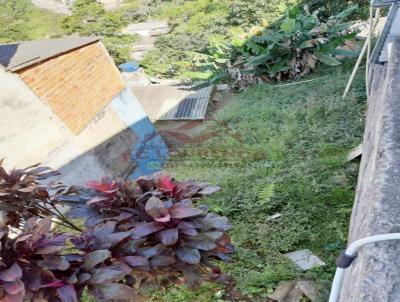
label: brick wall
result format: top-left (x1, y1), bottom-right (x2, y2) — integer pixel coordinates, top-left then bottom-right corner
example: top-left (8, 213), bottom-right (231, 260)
top-left (17, 42), bottom-right (125, 134)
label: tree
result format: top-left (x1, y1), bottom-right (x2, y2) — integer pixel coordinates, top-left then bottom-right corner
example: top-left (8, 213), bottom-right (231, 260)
top-left (62, 0), bottom-right (135, 64)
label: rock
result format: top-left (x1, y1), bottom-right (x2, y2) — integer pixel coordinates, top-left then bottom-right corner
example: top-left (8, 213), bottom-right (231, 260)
top-left (295, 280), bottom-right (323, 301)
top-left (268, 280), bottom-right (324, 302)
top-left (267, 281), bottom-right (297, 301)
top-left (284, 249), bottom-right (325, 271)
top-left (267, 213), bottom-right (282, 221)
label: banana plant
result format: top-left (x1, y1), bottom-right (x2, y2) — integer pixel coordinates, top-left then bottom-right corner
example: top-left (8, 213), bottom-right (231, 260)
top-left (239, 4), bottom-right (359, 80)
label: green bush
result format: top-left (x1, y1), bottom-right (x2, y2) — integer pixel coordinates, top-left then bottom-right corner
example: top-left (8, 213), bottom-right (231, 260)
top-left (62, 0), bottom-right (136, 65)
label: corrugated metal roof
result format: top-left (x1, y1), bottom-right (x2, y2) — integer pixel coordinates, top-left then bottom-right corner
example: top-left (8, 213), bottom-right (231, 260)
top-left (0, 36), bottom-right (100, 72)
top-left (131, 85), bottom-right (214, 121)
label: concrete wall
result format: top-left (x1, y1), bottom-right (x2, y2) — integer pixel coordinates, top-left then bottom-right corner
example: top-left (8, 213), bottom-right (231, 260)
top-left (339, 39), bottom-right (400, 301)
top-left (0, 68), bottom-right (168, 184)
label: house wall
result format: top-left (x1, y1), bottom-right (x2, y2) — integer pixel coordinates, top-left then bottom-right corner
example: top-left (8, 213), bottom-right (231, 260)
top-left (0, 68), bottom-right (168, 184)
top-left (17, 42), bottom-right (124, 134)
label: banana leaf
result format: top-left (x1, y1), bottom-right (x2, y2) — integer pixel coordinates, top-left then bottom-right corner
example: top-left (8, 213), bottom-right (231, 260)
top-left (315, 52), bottom-right (341, 66)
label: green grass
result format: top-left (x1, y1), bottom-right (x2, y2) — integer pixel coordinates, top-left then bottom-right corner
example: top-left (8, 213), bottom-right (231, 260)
top-left (154, 64), bottom-right (366, 301)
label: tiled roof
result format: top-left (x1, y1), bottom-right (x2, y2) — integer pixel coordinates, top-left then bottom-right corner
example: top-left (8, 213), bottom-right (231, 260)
top-left (0, 36), bottom-right (100, 72)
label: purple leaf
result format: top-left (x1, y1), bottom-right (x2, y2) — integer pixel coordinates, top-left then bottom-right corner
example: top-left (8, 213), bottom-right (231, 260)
top-left (137, 244), bottom-right (166, 258)
top-left (3, 279), bottom-right (24, 295)
top-left (170, 207), bottom-right (203, 219)
top-left (159, 228), bottom-right (179, 246)
top-left (0, 263), bottom-right (22, 281)
top-left (145, 197), bottom-right (169, 221)
top-left (176, 246), bottom-right (201, 264)
top-left (179, 228), bottom-right (198, 236)
top-left (84, 214), bottom-right (109, 228)
top-left (202, 214), bottom-right (231, 231)
top-left (202, 231), bottom-right (224, 240)
top-left (178, 221), bottom-right (201, 229)
top-left (38, 255), bottom-right (70, 271)
top-left (57, 284), bottom-right (78, 302)
top-left (90, 266), bottom-right (125, 284)
top-left (150, 255), bottom-right (176, 266)
top-left (101, 231), bottom-right (132, 249)
top-left (65, 206), bottom-right (96, 219)
top-left (186, 239), bottom-right (217, 251)
top-left (77, 273), bottom-right (91, 284)
top-left (131, 222), bottom-right (164, 239)
top-left (24, 269), bottom-right (41, 291)
top-left (122, 256), bottom-right (149, 267)
top-left (93, 221), bottom-right (117, 238)
top-left (86, 196), bottom-right (110, 206)
top-left (84, 250), bottom-right (111, 270)
top-left (90, 283), bottom-right (139, 301)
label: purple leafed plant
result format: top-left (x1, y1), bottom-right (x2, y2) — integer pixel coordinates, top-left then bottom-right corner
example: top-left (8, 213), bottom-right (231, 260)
top-left (0, 161), bottom-right (235, 301)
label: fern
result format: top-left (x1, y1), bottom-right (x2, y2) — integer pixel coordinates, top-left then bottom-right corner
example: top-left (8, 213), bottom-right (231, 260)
top-left (258, 183), bottom-right (275, 205)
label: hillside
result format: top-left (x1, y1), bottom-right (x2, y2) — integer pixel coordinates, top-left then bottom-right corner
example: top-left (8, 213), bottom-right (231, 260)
top-left (149, 63), bottom-right (366, 301)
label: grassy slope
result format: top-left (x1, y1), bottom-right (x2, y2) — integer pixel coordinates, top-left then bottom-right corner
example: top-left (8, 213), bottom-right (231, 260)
top-left (151, 64), bottom-right (366, 301)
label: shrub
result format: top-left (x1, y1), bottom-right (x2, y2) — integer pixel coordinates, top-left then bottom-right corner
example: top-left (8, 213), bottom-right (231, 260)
top-left (0, 162), bottom-right (234, 301)
top-left (233, 5), bottom-right (359, 83)
top-left (188, 5), bottom-right (359, 88)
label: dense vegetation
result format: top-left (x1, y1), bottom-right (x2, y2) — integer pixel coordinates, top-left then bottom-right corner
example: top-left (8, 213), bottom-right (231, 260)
top-left (141, 0), bottom-right (369, 79)
top-left (188, 5), bottom-right (360, 88)
top-left (154, 63), bottom-right (366, 301)
top-left (0, 165), bottom-right (234, 301)
top-left (0, 0), bottom-right (63, 43)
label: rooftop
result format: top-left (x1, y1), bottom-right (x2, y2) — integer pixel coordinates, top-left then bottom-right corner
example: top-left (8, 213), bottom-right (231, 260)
top-left (0, 36), bottom-right (100, 72)
top-left (131, 85), bottom-right (214, 121)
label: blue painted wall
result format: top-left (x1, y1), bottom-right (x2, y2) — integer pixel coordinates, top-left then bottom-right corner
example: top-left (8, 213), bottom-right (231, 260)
top-left (111, 88), bottom-right (169, 178)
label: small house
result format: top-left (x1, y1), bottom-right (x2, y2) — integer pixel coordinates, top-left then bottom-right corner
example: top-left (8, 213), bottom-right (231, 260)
top-left (0, 37), bottom-right (168, 183)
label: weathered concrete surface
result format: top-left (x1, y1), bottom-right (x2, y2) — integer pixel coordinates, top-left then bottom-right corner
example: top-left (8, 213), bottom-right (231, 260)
top-left (339, 39), bottom-right (400, 301)
top-left (0, 67), bottom-right (165, 184)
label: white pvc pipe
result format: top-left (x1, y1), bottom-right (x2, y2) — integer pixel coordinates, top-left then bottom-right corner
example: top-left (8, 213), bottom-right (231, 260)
top-left (329, 233), bottom-right (400, 302)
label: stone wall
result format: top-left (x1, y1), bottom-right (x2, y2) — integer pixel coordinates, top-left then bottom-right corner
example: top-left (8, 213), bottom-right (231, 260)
top-left (339, 39), bottom-right (400, 301)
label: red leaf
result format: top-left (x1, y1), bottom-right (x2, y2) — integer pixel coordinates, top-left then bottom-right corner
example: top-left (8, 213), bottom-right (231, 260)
top-left (170, 207), bottom-right (203, 219)
top-left (57, 284), bottom-right (78, 302)
top-left (42, 280), bottom-right (65, 288)
top-left (159, 228), bottom-right (179, 246)
top-left (156, 175), bottom-right (175, 191)
top-left (131, 222), bottom-right (164, 239)
top-left (86, 180), bottom-right (117, 194)
top-left (0, 263), bottom-right (22, 282)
